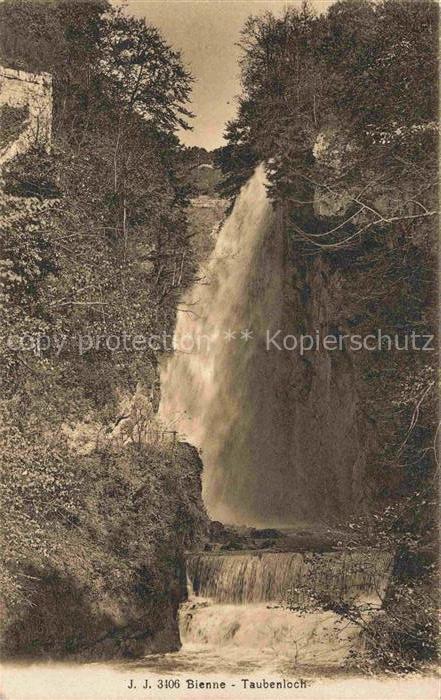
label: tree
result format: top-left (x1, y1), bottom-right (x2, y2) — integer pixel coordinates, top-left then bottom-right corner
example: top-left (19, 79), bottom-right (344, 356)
top-left (222, 0), bottom-right (439, 673)
top-left (0, 0), bottom-right (201, 632)
top-left (98, 7), bottom-right (193, 134)
top-left (0, 1), bottom-right (193, 138)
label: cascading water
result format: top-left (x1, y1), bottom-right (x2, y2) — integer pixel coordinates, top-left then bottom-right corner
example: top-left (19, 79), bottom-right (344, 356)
top-left (176, 551), bottom-right (392, 671)
top-left (156, 166), bottom-right (392, 674)
top-left (154, 166), bottom-right (391, 672)
top-left (187, 551), bottom-right (392, 604)
top-left (159, 164), bottom-right (292, 525)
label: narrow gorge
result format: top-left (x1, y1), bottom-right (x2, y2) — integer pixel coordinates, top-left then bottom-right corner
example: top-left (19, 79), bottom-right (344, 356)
top-left (0, 0), bottom-right (437, 688)
top-left (157, 163), bottom-right (387, 670)
top-left (160, 164), bottom-right (369, 527)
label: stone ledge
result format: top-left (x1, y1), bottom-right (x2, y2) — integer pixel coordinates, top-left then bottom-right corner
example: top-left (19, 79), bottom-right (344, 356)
top-left (0, 66), bottom-right (52, 86)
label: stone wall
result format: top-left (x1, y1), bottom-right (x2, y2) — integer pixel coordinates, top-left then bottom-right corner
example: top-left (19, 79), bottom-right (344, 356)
top-left (0, 66), bottom-right (52, 166)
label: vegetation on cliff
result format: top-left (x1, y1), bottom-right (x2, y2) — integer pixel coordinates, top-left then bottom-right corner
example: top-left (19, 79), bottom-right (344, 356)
top-left (217, 0), bottom-right (439, 672)
top-left (0, 0), bottom-right (207, 657)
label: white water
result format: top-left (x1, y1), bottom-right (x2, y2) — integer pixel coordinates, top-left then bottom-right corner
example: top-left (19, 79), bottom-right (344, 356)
top-left (187, 551), bottom-right (392, 604)
top-left (159, 164), bottom-right (289, 525)
top-left (173, 550), bottom-right (392, 673)
top-left (179, 600), bottom-right (359, 671)
top-left (0, 548), bottom-right (429, 695)
top-left (157, 164), bottom-right (395, 675)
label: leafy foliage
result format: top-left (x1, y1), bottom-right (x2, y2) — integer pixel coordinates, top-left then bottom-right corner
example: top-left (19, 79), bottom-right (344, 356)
top-left (0, 104), bottom-right (29, 149)
top-left (221, 0), bottom-right (439, 673)
top-left (287, 499), bottom-right (438, 673)
top-left (98, 7), bottom-right (193, 133)
top-left (0, 0), bottom-right (207, 655)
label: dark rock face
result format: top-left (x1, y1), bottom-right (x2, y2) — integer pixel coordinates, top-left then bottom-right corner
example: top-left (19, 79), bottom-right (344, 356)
top-left (254, 529), bottom-right (282, 539)
top-left (1, 442), bottom-right (207, 660)
top-left (202, 523), bottom-right (353, 553)
top-left (276, 218), bottom-right (374, 521)
top-left (1, 566), bottom-right (185, 659)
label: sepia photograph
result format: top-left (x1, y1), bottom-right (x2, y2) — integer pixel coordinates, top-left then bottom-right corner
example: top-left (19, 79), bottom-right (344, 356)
top-left (0, 0), bottom-right (439, 698)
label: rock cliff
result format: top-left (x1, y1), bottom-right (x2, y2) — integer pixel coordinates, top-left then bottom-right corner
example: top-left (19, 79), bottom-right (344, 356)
top-left (1, 442), bottom-right (206, 659)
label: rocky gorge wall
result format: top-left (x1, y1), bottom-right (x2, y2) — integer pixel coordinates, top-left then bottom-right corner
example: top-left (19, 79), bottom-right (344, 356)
top-left (219, 199), bottom-right (374, 524)
top-left (1, 441), bottom-right (207, 659)
top-left (0, 63), bottom-right (210, 660)
top-left (276, 207), bottom-right (374, 521)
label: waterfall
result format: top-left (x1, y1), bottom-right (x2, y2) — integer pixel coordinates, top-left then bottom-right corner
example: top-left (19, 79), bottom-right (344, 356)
top-left (179, 602), bottom-right (360, 664)
top-left (187, 551), bottom-right (392, 604)
top-left (159, 164), bottom-right (292, 525)
top-left (178, 550), bottom-right (392, 667)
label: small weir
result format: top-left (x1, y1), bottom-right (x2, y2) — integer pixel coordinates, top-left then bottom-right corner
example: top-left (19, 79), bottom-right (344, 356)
top-left (187, 550), bottom-right (392, 604)
top-left (177, 550), bottom-right (393, 670)
top-left (159, 164), bottom-right (395, 673)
